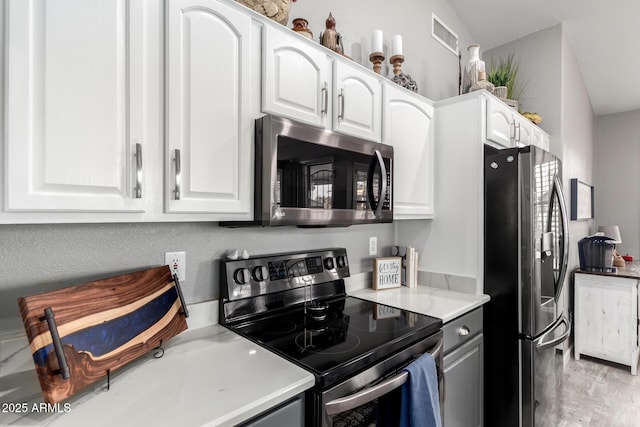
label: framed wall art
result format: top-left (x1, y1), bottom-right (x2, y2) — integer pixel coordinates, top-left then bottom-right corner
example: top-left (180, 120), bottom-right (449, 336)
top-left (570, 178), bottom-right (594, 221)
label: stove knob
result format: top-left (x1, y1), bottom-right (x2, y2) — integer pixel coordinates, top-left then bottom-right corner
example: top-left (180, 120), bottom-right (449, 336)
top-left (233, 268), bottom-right (250, 285)
top-left (324, 257), bottom-right (335, 270)
top-left (252, 265), bottom-right (268, 282)
top-left (336, 255), bottom-right (348, 269)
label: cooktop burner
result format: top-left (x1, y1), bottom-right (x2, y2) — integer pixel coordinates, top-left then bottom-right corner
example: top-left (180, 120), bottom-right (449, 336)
top-left (230, 296), bottom-right (441, 388)
top-left (219, 248), bottom-right (443, 389)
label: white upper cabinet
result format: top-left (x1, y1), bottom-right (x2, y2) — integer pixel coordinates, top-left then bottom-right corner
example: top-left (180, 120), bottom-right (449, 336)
top-left (263, 25), bottom-right (382, 142)
top-left (165, 0), bottom-right (253, 217)
top-left (486, 95), bottom-right (549, 150)
top-left (486, 98), bottom-right (514, 148)
top-left (333, 61), bottom-right (382, 142)
top-left (384, 83), bottom-right (435, 219)
top-left (5, 0), bottom-right (154, 212)
top-left (263, 25), bottom-right (332, 128)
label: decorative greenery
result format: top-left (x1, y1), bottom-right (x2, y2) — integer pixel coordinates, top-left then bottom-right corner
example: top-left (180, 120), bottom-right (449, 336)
top-left (487, 53), bottom-right (526, 101)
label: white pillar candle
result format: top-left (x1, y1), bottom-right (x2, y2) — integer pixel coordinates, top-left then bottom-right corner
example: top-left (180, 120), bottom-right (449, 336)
top-left (372, 30), bottom-right (383, 53)
top-left (392, 34), bottom-right (403, 56)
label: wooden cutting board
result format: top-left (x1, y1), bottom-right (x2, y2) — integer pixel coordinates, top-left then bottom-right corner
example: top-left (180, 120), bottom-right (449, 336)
top-left (18, 266), bottom-right (188, 403)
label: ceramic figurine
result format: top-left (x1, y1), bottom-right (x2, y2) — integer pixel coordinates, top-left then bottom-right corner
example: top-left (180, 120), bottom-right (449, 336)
top-left (320, 12), bottom-right (343, 54)
top-left (235, 0), bottom-right (297, 26)
top-left (291, 17), bottom-right (313, 40)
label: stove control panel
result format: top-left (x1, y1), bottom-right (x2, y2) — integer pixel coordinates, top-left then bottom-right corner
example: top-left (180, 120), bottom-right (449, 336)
top-left (222, 248), bottom-right (350, 300)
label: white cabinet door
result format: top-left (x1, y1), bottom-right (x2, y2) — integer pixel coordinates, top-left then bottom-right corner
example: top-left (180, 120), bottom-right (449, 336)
top-left (485, 98), bottom-right (514, 148)
top-left (574, 273), bottom-right (639, 374)
top-left (5, 0), bottom-right (151, 212)
top-left (513, 116), bottom-right (532, 147)
top-left (165, 0), bottom-right (253, 216)
top-left (333, 61), bottom-right (382, 142)
top-left (531, 126), bottom-right (550, 151)
top-left (384, 84), bottom-right (435, 219)
top-left (263, 25), bottom-right (332, 128)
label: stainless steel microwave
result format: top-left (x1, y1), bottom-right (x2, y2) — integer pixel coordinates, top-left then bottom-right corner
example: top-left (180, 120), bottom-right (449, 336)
top-left (223, 114), bottom-right (393, 227)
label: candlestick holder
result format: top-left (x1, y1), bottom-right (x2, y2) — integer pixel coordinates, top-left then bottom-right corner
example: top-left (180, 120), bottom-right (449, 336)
top-left (369, 52), bottom-right (385, 74)
top-left (389, 54), bottom-right (418, 93)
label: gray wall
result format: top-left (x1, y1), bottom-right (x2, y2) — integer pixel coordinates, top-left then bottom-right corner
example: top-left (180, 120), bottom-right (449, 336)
top-left (594, 110), bottom-right (640, 258)
top-left (484, 25), bottom-right (563, 158)
top-left (0, 223), bottom-right (394, 333)
top-left (289, 0), bottom-right (475, 102)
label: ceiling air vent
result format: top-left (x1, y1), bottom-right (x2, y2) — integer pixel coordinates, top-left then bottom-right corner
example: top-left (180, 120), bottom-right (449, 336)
top-left (432, 13), bottom-right (458, 55)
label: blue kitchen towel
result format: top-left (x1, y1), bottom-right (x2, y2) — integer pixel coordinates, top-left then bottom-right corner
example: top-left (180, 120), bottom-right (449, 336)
top-left (399, 352), bottom-right (442, 427)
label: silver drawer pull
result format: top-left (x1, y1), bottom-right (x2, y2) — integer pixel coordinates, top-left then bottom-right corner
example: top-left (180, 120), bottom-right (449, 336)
top-left (456, 326), bottom-right (470, 336)
top-left (134, 143), bottom-right (143, 199)
top-left (174, 149), bottom-right (181, 200)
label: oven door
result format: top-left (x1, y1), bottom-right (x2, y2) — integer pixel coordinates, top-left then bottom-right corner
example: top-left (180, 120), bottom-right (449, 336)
top-left (312, 331), bottom-right (443, 427)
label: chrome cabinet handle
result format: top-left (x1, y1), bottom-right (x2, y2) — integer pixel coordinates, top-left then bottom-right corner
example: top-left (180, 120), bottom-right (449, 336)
top-left (338, 88), bottom-right (345, 120)
top-left (456, 326), bottom-right (470, 336)
top-left (516, 122), bottom-right (522, 143)
top-left (510, 121), bottom-right (516, 142)
top-left (321, 82), bottom-right (328, 116)
top-left (134, 143), bottom-right (143, 199)
top-left (173, 149), bottom-right (181, 200)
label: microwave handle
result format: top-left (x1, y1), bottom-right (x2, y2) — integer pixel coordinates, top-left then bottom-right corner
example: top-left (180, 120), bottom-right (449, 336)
top-left (366, 150), bottom-right (387, 217)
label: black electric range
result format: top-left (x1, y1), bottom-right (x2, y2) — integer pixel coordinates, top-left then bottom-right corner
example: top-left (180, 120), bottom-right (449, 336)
top-left (218, 248), bottom-right (443, 426)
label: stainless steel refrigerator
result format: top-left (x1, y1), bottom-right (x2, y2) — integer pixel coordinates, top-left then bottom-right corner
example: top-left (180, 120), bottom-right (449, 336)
top-left (484, 144), bottom-right (571, 426)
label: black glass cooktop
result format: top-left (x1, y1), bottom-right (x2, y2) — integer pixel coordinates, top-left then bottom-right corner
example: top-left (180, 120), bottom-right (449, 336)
top-left (230, 296), bottom-right (442, 389)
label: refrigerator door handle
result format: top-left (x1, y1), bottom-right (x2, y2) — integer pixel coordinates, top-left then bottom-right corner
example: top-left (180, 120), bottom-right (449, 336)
top-left (536, 316), bottom-right (570, 351)
top-left (552, 175), bottom-right (570, 296)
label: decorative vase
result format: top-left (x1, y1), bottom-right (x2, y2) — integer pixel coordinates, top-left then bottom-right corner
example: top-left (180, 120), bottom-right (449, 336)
top-left (291, 17), bottom-right (312, 39)
top-left (463, 44), bottom-right (485, 94)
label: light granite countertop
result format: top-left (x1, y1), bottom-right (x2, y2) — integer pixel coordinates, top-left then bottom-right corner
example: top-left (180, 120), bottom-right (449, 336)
top-left (0, 303), bottom-right (314, 427)
top-left (348, 273), bottom-right (490, 323)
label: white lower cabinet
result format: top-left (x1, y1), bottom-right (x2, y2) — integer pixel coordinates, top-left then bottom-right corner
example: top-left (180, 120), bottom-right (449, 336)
top-left (574, 273), bottom-right (640, 374)
top-left (442, 308), bottom-right (484, 427)
top-left (383, 83), bottom-right (435, 219)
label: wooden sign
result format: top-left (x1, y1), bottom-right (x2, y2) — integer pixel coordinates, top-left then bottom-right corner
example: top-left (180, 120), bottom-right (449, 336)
top-left (18, 266), bottom-right (188, 403)
top-left (372, 257), bottom-right (402, 290)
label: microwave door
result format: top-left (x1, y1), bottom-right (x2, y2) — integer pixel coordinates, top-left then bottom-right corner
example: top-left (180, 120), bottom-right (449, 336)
top-left (366, 150), bottom-right (387, 217)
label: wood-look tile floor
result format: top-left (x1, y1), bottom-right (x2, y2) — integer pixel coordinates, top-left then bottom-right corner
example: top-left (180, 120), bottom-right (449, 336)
top-left (543, 352), bottom-right (640, 426)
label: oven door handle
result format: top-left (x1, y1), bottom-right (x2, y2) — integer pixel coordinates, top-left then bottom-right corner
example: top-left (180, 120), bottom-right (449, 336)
top-left (325, 371), bottom-right (408, 415)
top-left (325, 339), bottom-right (443, 416)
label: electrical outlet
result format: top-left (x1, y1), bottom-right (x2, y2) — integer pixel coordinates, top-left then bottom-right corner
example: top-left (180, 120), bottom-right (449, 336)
top-left (369, 237), bottom-right (377, 256)
top-left (165, 251), bottom-right (186, 281)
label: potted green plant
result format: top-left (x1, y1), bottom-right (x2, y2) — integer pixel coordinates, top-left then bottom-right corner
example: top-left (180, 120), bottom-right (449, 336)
top-left (487, 53), bottom-right (525, 102)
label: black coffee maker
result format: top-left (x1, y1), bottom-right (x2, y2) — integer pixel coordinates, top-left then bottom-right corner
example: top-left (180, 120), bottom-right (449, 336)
top-left (578, 235), bottom-right (615, 272)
